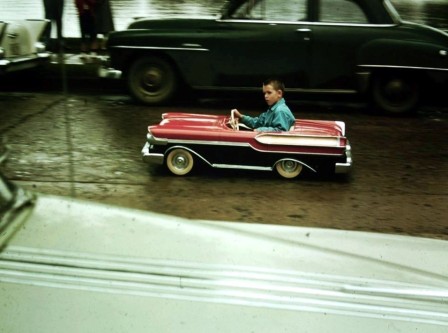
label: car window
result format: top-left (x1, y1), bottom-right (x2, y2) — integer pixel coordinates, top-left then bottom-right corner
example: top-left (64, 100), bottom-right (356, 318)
top-left (233, 0), bottom-right (307, 22)
top-left (320, 0), bottom-right (368, 24)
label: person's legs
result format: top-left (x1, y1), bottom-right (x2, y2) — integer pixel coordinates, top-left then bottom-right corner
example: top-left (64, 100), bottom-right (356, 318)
top-left (86, 14), bottom-right (98, 56)
top-left (55, 0), bottom-right (64, 42)
top-left (79, 13), bottom-right (89, 55)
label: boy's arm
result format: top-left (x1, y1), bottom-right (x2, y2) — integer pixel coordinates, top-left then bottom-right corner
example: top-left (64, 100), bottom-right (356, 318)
top-left (255, 111), bottom-right (292, 132)
top-left (240, 115), bottom-right (259, 129)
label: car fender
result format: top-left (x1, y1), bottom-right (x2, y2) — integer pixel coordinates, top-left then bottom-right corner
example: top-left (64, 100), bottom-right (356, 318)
top-left (355, 38), bottom-right (448, 93)
top-left (165, 145), bottom-right (213, 167)
top-left (274, 158), bottom-right (316, 173)
top-left (357, 38), bottom-right (448, 72)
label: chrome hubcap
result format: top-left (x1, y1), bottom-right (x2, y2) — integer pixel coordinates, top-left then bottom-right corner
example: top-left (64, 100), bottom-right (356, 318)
top-left (173, 154), bottom-right (188, 169)
top-left (281, 160), bottom-right (298, 173)
top-left (143, 68), bottom-right (163, 90)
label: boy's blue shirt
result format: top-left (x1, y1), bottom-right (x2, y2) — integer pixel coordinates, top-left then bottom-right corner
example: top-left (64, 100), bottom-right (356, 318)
top-left (240, 98), bottom-right (295, 132)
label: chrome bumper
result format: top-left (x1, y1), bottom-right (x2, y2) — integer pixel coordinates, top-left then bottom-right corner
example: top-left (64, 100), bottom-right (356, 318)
top-left (0, 52), bottom-right (51, 74)
top-left (335, 143), bottom-right (352, 174)
top-left (98, 66), bottom-right (122, 79)
top-left (141, 142), bottom-right (164, 164)
top-left (98, 56), bottom-right (122, 78)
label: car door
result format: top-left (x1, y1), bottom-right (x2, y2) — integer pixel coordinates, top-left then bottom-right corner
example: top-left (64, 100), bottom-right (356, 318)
top-left (305, 0), bottom-right (384, 91)
top-left (209, 0), bottom-right (312, 90)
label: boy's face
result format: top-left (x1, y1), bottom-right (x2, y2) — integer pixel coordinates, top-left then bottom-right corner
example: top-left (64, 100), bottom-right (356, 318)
top-left (263, 84), bottom-right (283, 106)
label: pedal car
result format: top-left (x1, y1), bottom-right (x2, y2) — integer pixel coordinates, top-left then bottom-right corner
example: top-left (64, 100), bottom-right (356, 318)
top-left (141, 111), bottom-right (352, 178)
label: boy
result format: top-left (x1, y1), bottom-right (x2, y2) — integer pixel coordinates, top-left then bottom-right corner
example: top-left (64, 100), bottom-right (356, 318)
top-left (232, 78), bottom-right (295, 132)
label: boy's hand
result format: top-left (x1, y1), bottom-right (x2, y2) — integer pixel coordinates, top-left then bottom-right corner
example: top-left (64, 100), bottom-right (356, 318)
top-left (231, 109), bottom-right (243, 119)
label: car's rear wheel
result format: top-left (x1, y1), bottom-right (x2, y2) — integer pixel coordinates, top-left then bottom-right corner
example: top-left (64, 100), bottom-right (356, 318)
top-left (166, 149), bottom-right (194, 176)
top-left (371, 72), bottom-right (419, 115)
top-left (276, 160), bottom-right (302, 179)
top-left (127, 56), bottom-right (177, 105)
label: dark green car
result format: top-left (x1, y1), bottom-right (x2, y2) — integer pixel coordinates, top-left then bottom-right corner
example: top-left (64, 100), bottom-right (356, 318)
top-left (103, 0), bottom-right (448, 114)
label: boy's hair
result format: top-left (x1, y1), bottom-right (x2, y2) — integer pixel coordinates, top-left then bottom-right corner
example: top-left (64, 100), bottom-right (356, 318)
top-left (263, 78), bottom-right (285, 93)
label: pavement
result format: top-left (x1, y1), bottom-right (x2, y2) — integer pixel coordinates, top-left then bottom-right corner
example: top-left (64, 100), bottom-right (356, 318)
top-left (48, 51), bottom-right (106, 78)
top-left (0, 47), bottom-right (125, 94)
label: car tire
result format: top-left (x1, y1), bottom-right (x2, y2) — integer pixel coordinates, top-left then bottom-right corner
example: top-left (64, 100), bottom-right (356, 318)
top-left (166, 149), bottom-right (194, 176)
top-left (371, 72), bottom-right (419, 115)
top-left (127, 56), bottom-right (177, 105)
top-left (276, 160), bottom-right (302, 179)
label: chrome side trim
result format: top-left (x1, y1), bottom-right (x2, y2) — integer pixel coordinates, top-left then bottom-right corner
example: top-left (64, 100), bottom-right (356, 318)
top-left (112, 45), bottom-right (209, 52)
top-left (359, 64), bottom-right (448, 72)
top-left (218, 19), bottom-right (396, 28)
top-left (212, 164), bottom-right (272, 171)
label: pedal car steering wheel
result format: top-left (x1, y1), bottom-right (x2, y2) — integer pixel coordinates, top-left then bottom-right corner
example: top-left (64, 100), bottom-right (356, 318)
top-left (229, 109), bottom-right (239, 130)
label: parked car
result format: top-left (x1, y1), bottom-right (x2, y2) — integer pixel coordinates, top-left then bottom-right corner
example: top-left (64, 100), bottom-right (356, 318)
top-left (0, 19), bottom-right (50, 74)
top-left (101, 0), bottom-right (448, 114)
top-left (141, 111), bottom-right (352, 178)
top-left (0, 145), bottom-right (447, 332)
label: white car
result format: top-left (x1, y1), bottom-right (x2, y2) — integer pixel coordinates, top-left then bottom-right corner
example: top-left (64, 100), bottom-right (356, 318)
top-left (0, 147), bottom-right (447, 332)
top-left (0, 19), bottom-right (50, 74)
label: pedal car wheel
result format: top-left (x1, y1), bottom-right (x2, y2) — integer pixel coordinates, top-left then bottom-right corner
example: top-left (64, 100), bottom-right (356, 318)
top-left (276, 160), bottom-right (302, 179)
top-left (166, 149), bottom-right (194, 176)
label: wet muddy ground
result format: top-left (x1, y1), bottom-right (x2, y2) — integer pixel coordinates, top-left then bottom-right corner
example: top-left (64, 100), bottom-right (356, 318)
top-left (1, 88), bottom-right (447, 240)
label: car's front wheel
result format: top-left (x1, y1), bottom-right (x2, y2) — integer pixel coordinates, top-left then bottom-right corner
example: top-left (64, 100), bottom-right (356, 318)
top-left (127, 56), bottom-right (177, 105)
top-left (371, 72), bottom-right (420, 114)
top-left (276, 160), bottom-right (302, 179)
top-left (166, 149), bottom-right (194, 176)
